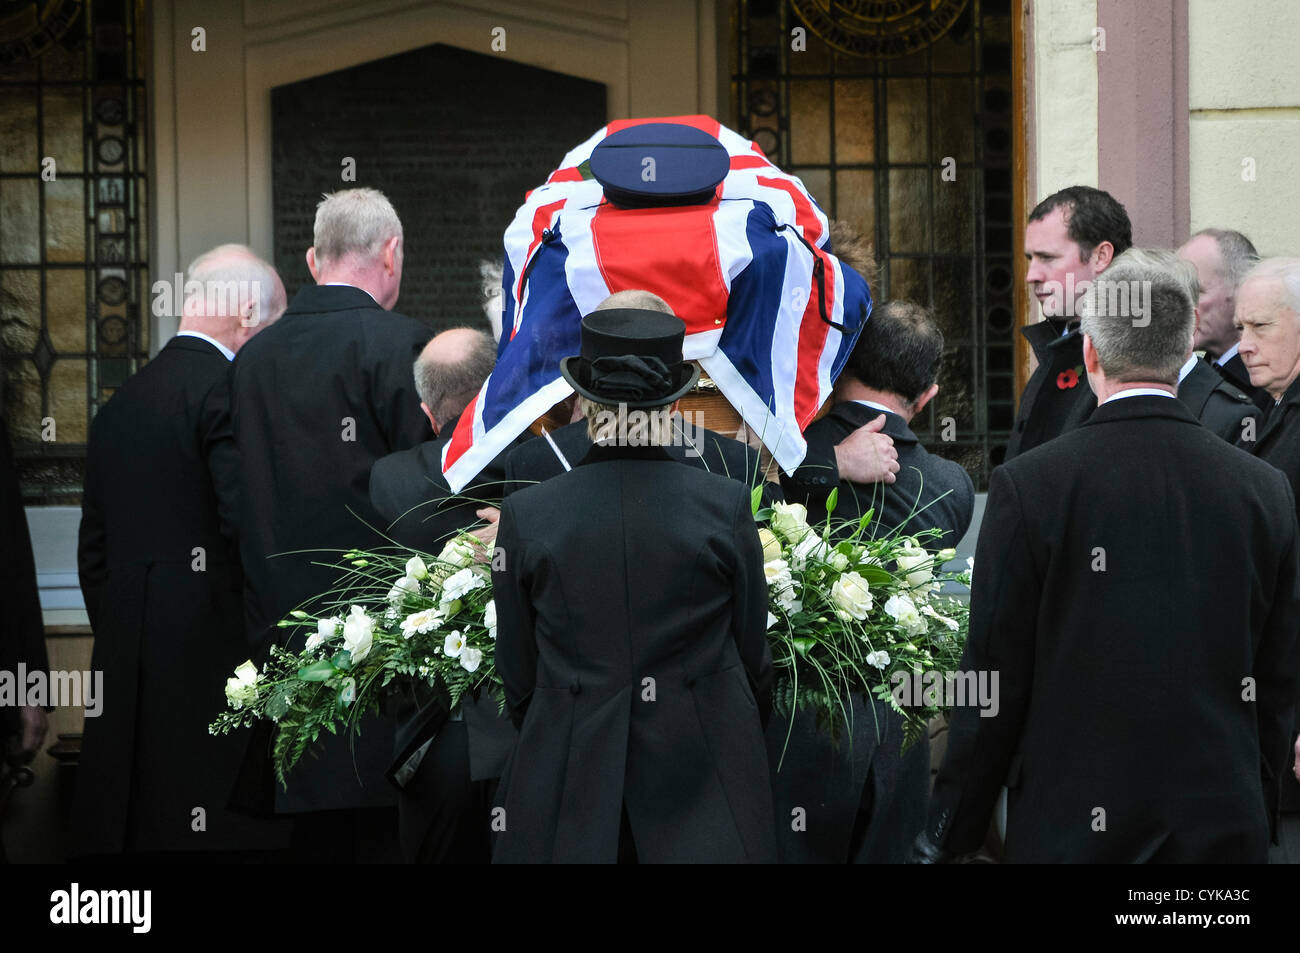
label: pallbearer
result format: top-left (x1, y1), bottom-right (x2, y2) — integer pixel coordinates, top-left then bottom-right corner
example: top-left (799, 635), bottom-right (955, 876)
top-left (490, 309), bottom-right (777, 863)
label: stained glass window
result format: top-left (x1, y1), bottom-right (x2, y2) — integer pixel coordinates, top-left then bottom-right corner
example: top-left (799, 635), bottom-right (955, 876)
top-left (0, 0), bottom-right (149, 504)
top-left (732, 0), bottom-right (1016, 489)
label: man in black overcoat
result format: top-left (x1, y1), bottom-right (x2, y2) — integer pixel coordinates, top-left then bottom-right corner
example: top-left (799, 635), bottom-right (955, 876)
top-left (370, 326), bottom-right (517, 863)
top-left (913, 253), bottom-right (1300, 864)
top-left (1178, 228), bottom-right (1268, 408)
top-left (72, 245), bottom-right (291, 858)
top-left (491, 309), bottom-right (777, 863)
top-left (1234, 256), bottom-right (1300, 863)
top-left (774, 300), bottom-right (974, 864)
top-left (1131, 246), bottom-right (1261, 444)
top-left (229, 189), bottom-right (431, 855)
top-left (1006, 186), bottom-right (1132, 461)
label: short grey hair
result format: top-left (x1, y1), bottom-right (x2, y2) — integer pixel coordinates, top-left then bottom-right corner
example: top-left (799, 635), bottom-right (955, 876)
top-left (594, 289), bottom-right (674, 314)
top-left (1113, 246), bottom-right (1201, 305)
top-left (1080, 250), bottom-right (1195, 384)
top-left (413, 328), bottom-right (496, 428)
top-left (1242, 257), bottom-right (1300, 315)
top-left (582, 397), bottom-right (674, 446)
top-left (312, 188), bottom-right (403, 267)
top-left (1192, 228), bottom-right (1259, 290)
top-left (185, 244), bottom-right (284, 321)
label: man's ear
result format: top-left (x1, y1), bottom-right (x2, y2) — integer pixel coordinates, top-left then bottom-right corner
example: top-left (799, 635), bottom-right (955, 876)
top-left (1082, 333), bottom-right (1101, 376)
top-left (1090, 240), bottom-right (1115, 273)
top-left (912, 383), bottom-right (939, 416)
top-left (384, 236), bottom-right (401, 275)
top-left (306, 247), bottom-right (320, 283)
top-left (420, 402), bottom-right (438, 435)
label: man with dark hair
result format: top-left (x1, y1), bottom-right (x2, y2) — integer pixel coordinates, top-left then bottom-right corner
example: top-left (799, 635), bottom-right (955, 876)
top-left (1006, 185), bottom-right (1133, 461)
top-left (774, 299), bottom-right (974, 865)
top-left (1178, 227), bottom-right (1265, 405)
top-left (798, 300), bottom-right (974, 549)
top-left (914, 254), bottom-right (1300, 864)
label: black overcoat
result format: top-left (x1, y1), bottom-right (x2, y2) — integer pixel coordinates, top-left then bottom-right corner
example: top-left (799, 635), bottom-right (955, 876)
top-left (72, 336), bottom-right (289, 855)
top-left (927, 396), bottom-right (1300, 862)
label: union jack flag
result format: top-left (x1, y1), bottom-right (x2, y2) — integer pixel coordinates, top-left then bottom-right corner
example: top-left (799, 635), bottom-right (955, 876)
top-left (441, 115), bottom-right (873, 492)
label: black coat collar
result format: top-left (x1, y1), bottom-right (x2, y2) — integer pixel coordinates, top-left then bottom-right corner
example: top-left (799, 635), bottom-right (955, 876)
top-left (578, 442), bottom-right (675, 466)
top-left (1084, 393), bottom-right (1199, 428)
top-left (827, 401), bottom-right (918, 446)
top-left (1021, 319), bottom-right (1081, 362)
top-left (285, 283), bottom-right (383, 316)
top-left (164, 334), bottom-right (229, 360)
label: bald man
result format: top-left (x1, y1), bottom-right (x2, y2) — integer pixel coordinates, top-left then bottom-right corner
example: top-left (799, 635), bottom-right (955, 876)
top-left (369, 326), bottom-right (512, 551)
top-left (369, 326), bottom-right (524, 864)
top-left (73, 245), bottom-right (289, 859)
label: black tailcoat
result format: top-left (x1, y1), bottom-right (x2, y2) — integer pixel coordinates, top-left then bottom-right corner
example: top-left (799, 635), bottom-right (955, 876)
top-left (773, 401), bottom-right (974, 863)
top-left (229, 284), bottom-right (431, 814)
top-left (1177, 357), bottom-right (1260, 443)
top-left (1004, 321), bottom-right (1096, 461)
top-left (491, 443), bottom-right (777, 863)
top-left (502, 417), bottom-right (762, 494)
top-left (1240, 376), bottom-right (1300, 814)
top-left (72, 336), bottom-right (289, 855)
top-left (927, 395), bottom-right (1300, 863)
top-left (0, 415), bottom-right (49, 743)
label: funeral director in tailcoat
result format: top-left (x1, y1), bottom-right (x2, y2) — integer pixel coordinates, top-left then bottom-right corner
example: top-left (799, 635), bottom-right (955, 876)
top-left (490, 308), bottom-right (777, 864)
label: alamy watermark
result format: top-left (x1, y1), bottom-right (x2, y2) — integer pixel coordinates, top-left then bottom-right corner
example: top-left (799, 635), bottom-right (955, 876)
top-left (891, 668), bottom-right (999, 718)
top-left (1, 665), bottom-right (103, 717)
top-left (1040, 275), bottom-right (1155, 327)
top-left (151, 272), bottom-right (264, 326)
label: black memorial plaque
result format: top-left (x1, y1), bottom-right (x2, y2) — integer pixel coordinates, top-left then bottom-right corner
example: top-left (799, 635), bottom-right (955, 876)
top-left (271, 43), bottom-right (606, 330)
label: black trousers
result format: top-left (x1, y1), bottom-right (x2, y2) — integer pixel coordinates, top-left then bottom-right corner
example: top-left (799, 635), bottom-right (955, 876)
top-left (397, 722), bottom-right (497, 864)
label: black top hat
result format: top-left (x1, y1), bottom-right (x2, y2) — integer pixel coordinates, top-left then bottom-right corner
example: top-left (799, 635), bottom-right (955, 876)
top-left (560, 309), bottom-right (701, 408)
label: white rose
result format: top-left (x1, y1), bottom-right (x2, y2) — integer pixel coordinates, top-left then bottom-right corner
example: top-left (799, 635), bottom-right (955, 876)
top-left (770, 501), bottom-right (810, 542)
top-left (441, 567), bottom-right (487, 606)
top-left (790, 532), bottom-right (830, 571)
top-left (866, 650), bottom-right (890, 670)
top-left (757, 527), bottom-right (783, 563)
top-left (438, 536), bottom-right (477, 570)
top-left (763, 558), bottom-right (798, 611)
top-left (936, 548), bottom-right (958, 564)
top-left (920, 602), bottom-right (959, 631)
top-left (459, 647), bottom-right (483, 673)
top-left (483, 600), bottom-right (497, 640)
top-left (400, 608), bottom-right (443, 639)
top-left (895, 547), bottom-right (934, 591)
top-left (387, 574), bottom-right (421, 605)
top-left (341, 605), bottom-right (374, 663)
top-left (883, 593), bottom-right (927, 637)
top-left (307, 615), bottom-right (340, 652)
top-left (405, 555), bottom-right (429, 581)
top-left (830, 571), bottom-right (873, 621)
top-left (224, 660), bottom-right (260, 709)
top-left (443, 630), bottom-right (466, 658)
top-left (829, 550), bottom-right (850, 572)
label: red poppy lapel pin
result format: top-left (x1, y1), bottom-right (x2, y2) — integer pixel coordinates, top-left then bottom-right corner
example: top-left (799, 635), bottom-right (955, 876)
top-left (1056, 365), bottom-right (1083, 390)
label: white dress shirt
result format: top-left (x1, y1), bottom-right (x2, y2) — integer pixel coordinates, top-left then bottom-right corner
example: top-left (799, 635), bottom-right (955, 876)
top-left (1101, 386), bottom-right (1177, 405)
top-left (175, 330), bottom-right (235, 362)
